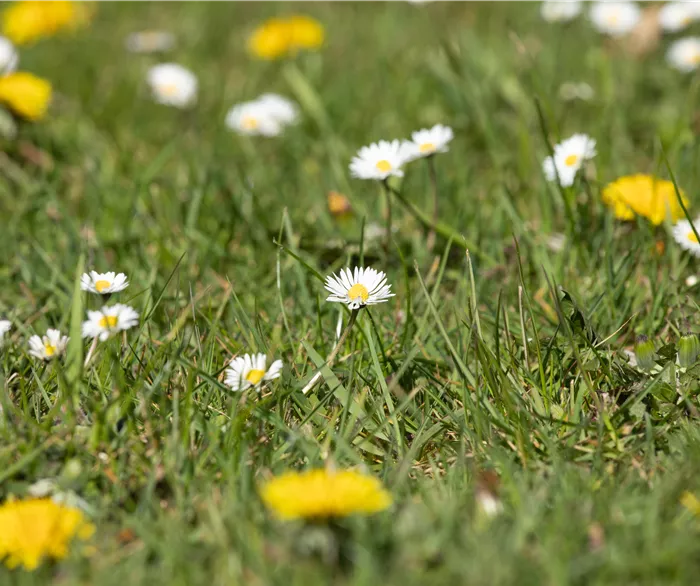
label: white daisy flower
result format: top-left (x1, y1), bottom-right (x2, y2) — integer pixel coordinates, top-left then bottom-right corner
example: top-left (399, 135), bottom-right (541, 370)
top-left (146, 63), bottom-right (198, 108)
top-left (659, 2), bottom-right (698, 33)
top-left (589, 2), bottom-right (641, 37)
top-left (257, 93), bottom-right (298, 125)
top-left (403, 124), bottom-right (454, 161)
top-left (225, 100), bottom-right (283, 137)
top-left (559, 81), bottom-right (595, 101)
top-left (349, 140), bottom-right (412, 181)
top-left (224, 353), bottom-right (283, 392)
top-left (540, 1), bottom-right (583, 23)
top-left (82, 304), bottom-right (140, 341)
top-left (324, 267), bottom-right (395, 310)
top-left (0, 36), bottom-right (18, 75)
top-left (672, 219), bottom-right (700, 257)
top-left (80, 271), bottom-right (129, 295)
top-left (542, 133), bottom-right (597, 187)
top-left (0, 319), bottom-right (11, 346)
top-left (225, 94), bottom-right (298, 137)
top-left (28, 329), bottom-right (69, 361)
top-left (125, 30), bottom-right (176, 54)
top-left (667, 37), bottom-right (700, 72)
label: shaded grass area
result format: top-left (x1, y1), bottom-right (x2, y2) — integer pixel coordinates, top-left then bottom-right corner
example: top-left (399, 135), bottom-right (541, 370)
top-left (1, 2), bottom-right (700, 584)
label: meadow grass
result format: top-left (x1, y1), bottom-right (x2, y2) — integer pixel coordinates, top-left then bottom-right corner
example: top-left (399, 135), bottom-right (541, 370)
top-left (2, 1), bottom-right (700, 584)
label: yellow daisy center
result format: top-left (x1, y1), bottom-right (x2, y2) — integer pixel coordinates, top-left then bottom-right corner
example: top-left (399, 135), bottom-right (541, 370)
top-left (419, 142), bottom-right (436, 153)
top-left (246, 369), bottom-right (266, 385)
top-left (375, 159), bottom-right (392, 172)
top-left (690, 52), bottom-right (700, 65)
top-left (98, 315), bottom-right (118, 329)
top-left (606, 13), bottom-right (619, 25)
top-left (94, 280), bottom-right (111, 293)
top-left (687, 231), bottom-right (699, 244)
top-left (44, 343), bottom-right (56, 357)
top-left (158, 83), bottom-right (180, 96)
top-left (242, 115), bottom-right (259, 130)
top-left (347, 283), bottom-right (369, 303)
top-left (564, 154), bottom-right (579, 167)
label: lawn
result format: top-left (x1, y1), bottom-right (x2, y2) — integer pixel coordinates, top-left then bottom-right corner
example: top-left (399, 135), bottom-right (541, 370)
top-left (2, 1), bottom-right (700, 584)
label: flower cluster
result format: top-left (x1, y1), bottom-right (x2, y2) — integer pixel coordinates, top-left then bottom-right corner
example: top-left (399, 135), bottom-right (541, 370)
top-left (0, 32), bottom-right (51, 122)
top-left (350, 124), bottom-right (454, 181)
top-left (225, 93), bottom-right (298, 137)
top-left (0, 271), bottom-right (139, 361)
top-left (247, 15), bottom-right (324, 60)
top-left (542, 1), bottom-right (700, 73)
top-left (80, 271), bottom-right (139, 341)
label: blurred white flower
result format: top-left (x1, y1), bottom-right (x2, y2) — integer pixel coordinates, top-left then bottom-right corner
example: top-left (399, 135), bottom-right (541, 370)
top-left (325, 266), bottom-right (394, 310)
top-left (686, 275), bottom-right (699, 287)
top-left (559, 81), bottom-right (594, 101)
top-left (226, 101), bottom-right (281, 136)
top-left (257, 93), bottom-right (298, 125)
top-left (28, 329), bottom-right (69, 360)
top-left (667, 37), bottom-right (700, 72)
top-left (672, 218), bottom-right (700, 257)
top-left (547, 233), bottom-right (566, 252)
top-left (82, 304), bottom-right (139, 341)
top-left (125, 30), bottom-right (175, 53)
top-left (349, 140), bottom-right (412, 180)
top-left (542, 134), bottom-right (597, 187)
top-left (589, 2), bottom-right (641, 37)
top-left (476, 490), bottom-right (504, 517)
top-left (540, 1), bottom-right (583, 23)
top-left (146, 63), bottom-right (197, 108)
top-left (0, 36), bottom-right (18, 75)
top-left (0, 319), bottom-right (10, 346)
top-left (659, 2), bottom-right (698, 33)
top-left (225, 94), bottom-right (298, 137)
top-left (403, 123), bottom-right (454, 161)
top-left (224, 353), bottom-right (282, 391)
top-left (81, 271), bottom-right (129, 295)
top-left (28, 479), bottom-right (93, 514)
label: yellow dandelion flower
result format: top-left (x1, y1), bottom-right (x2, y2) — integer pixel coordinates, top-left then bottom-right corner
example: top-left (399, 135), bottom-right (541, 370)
top-left (2, 1), bottom-right (92, 46)
top-left (260, 469), bottom-right (392, 520)
top-left (681, 491), bottom-right (700, 516)
top-left (601, 174), bottom-right (688, 226)
top-left (247, 15), bottom-right (324, 60)
top-left (287, 15), bottom-right (324, 51)
top-left (0, 72), bottom-right (51, 121)
top-left (247, 18), bottom-right (292, 60)
top-left (0, 498), bottom-right (95, 571)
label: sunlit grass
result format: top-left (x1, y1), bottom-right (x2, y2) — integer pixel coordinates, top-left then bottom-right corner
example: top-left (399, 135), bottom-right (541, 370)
top-left (1, 2), bottom-right (700, 584)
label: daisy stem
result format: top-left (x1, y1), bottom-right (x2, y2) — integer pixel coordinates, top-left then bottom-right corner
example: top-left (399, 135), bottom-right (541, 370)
top-left (381, 180), bottom-right (392, 255)
top-left (83, 337), bottom-right (98, 368)
top-left (427, 156), bottom-right (438, 251)
top-left (385, 184), bottom-right (498, 267)
top-left (302, 309), bottom-right (359, 395)
top-left (326, 309), bottom-right (359, 366)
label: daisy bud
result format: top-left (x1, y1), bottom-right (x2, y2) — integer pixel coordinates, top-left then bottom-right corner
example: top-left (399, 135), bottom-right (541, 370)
top-left (678, 332), bottom-right (700, 368)
top-left (634, 335), bottom-right (656, 371)
top-left (327, 191), bottom-right (352, 217)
